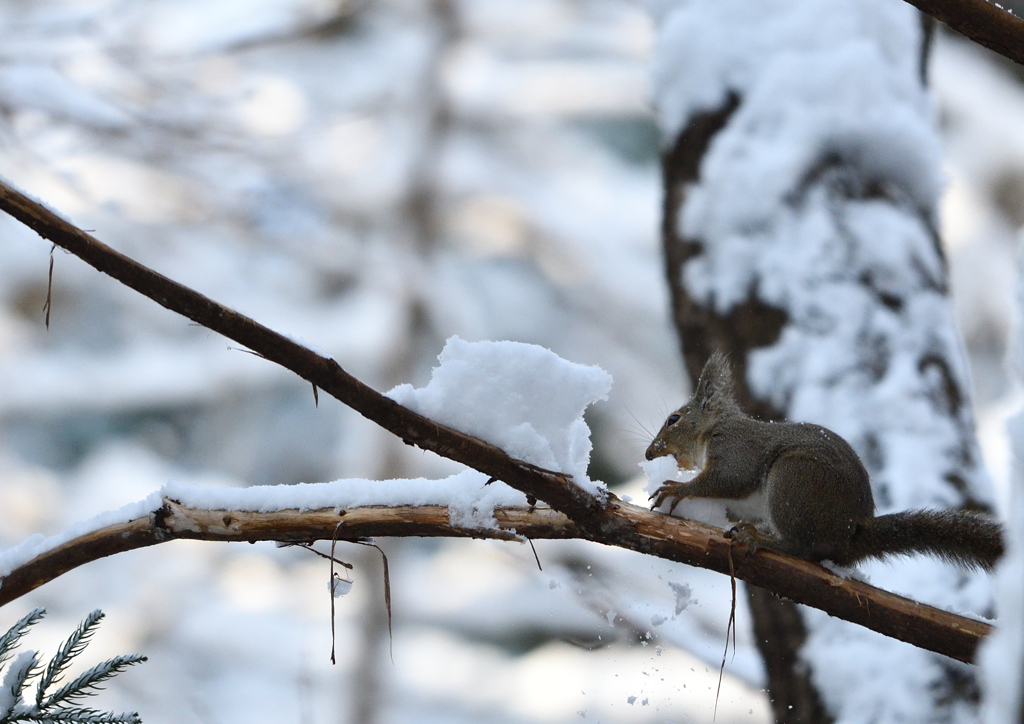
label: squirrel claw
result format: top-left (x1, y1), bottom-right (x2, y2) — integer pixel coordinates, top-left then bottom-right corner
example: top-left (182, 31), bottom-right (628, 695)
top-left (650, 481), bottom-right (687, 512)
top-left (726, 523), bottom-right (761, 552)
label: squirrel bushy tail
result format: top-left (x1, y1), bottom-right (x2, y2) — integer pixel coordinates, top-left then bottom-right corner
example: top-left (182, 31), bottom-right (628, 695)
top-left (851, 510), bottom-right (1004, 570)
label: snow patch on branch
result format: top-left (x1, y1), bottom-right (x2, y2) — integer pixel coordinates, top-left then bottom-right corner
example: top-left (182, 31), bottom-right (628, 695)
top-left (0, 493), bottom-right (163, 580)
top-left (387, 336), bottom-right (613, 497)
top-left (163, 471), bottom-right (526, 527)
top-left (0, 472), bottom-right (528, 579)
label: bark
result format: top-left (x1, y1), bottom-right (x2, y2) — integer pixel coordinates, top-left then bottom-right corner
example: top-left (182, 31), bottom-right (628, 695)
top-left (902, 0), bottom-right (1024, 68)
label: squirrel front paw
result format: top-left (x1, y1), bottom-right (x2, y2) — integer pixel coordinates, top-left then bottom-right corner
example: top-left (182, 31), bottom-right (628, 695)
top-left (649, 481), bottom-right (688, 511)
top-left (726, 522), bottom-right (763, 552)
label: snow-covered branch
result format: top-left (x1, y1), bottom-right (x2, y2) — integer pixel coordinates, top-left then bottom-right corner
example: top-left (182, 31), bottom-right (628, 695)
top-left (0, 178), bottom-right (604, 526)
top-left (903, 0), bottom-right (1024, 67)
top-left (0, 495), bottom-right (993, 665)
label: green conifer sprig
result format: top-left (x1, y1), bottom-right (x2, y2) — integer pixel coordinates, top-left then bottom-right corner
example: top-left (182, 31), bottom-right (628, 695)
top-left (0, 610), bottom-right (146, 724)
top-left (36, 610), bottom-right (104, 708)
top-left (0, 611), bottom-right (45, 669)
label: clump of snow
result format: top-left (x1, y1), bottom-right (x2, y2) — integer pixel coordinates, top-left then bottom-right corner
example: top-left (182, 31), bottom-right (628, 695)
top-left (0, 650), bottom-right (36, 718)
top-left (640, 455), bottom-right (729, 527)
top-left (653, 1), bottom-right (938, 214)
top-left (668, 581), bottom-right (692, 615)
top-left (330, 574), bottom-right (353, 598)
top-left (387, 336), bottom-right (613, 497)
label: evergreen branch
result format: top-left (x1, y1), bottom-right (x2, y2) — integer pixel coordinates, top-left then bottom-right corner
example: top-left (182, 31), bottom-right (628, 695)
top-left (35, 612), bottom-right (104, 707)
top-left (0, 612), bottom-right (45, 670)
top-left (41, 656), bottom-right (147, 710)
top-left (15, 707), bottom-right (141, 723)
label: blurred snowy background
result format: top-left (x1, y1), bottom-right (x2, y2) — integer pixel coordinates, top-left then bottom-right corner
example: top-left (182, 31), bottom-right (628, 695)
top-left (0, 1), bottom-right (1019, 722)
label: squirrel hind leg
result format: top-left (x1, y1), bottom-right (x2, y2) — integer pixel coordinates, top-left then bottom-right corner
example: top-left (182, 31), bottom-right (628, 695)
top-left (763, 453), bottom-right (872, 564)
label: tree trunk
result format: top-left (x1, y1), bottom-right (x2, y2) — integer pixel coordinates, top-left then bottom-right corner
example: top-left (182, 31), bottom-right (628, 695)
top-left (654, 2), bottom-right (995, 722)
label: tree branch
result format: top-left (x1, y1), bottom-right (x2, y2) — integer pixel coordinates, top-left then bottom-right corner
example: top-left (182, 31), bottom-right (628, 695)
top-left (0, 180), bottom-right (603, 526)
top-left (0, 179), bottom-right (995, 664)
top-left (0, 498), bottom-right (991, 664)
top-left (904, 0), bottom-right (1024, 67)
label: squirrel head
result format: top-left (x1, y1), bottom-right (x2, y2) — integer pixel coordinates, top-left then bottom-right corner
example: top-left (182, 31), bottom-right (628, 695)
top-left (645, 351), bottom-right (740, 467)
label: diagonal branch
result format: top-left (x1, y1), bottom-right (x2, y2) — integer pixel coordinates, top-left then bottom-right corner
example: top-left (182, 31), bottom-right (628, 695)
top-left (904, 0), bottom-right (1024, 67)
top-left (0, 179), bottom-right (995, 665)
top-left (0, 180), bottom-right (603, 527)
top-left (0, 498), bottom-right (992, 665)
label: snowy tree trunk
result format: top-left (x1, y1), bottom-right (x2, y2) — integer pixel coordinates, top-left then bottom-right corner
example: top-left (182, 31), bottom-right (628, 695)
top-left (653, 2), bottom-right (996, 722)
top-left (979, 251), bottom-right (1024, 724)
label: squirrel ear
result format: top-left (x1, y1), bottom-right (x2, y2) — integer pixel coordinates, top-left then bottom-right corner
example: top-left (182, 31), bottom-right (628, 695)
top-left (693, 351), bottom-right (735, 409)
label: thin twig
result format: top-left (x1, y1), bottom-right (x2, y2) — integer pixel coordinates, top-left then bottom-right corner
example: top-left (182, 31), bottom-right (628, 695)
top-left (330, 521), bottom-right (343, 665)
top-left (43, 244), bottom-right (55, 329)
top-left (528, 538), bottom-right (543, 571)
top-left (358, 541), bottom-right (393, 663)
top-left (714, 542), bottom-right (738, 721)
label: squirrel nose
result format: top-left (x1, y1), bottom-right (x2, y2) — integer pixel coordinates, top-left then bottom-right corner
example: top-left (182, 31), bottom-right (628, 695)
top-left (644, 447), bottom-right (654, 461)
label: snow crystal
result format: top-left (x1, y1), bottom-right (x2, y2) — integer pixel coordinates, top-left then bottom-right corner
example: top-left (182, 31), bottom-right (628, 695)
top-left (387, 336), bottom-right (613, 497)
top-left (668, 581), bottom-right (692, 615)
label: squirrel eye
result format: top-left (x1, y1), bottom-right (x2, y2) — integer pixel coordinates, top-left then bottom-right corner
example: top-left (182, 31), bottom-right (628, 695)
top-left (666, 413), bottom-right (680, 426)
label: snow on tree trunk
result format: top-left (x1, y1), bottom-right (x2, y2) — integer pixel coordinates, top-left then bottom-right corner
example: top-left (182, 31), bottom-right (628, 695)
top-left (979, 252), bottom-right (1024, 724)
top-left (652, 2), bottom-right (996, 722)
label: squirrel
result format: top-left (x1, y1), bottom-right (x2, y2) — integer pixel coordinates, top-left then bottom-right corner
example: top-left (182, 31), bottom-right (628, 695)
top-left (646, 351), bottom-right (1004, 570)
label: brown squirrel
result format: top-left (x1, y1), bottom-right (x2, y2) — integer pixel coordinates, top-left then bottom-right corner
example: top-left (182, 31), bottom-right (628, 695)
top-left (647, 351), bottom-right (1004, 569)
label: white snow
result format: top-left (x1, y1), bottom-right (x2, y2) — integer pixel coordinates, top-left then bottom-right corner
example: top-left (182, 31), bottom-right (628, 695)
top-left (164, 470), bottom-right (529, 532)
top-left (0, 650), bottom-right (35, 718)
top-left (978, 275), bottom-right (1024, 722)
top-left (0, 493), bottom-right (163, 580)
top-left (668, 581), bottom-right (691, 614)
top-left (387, 336), bottom-right (613, 497)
